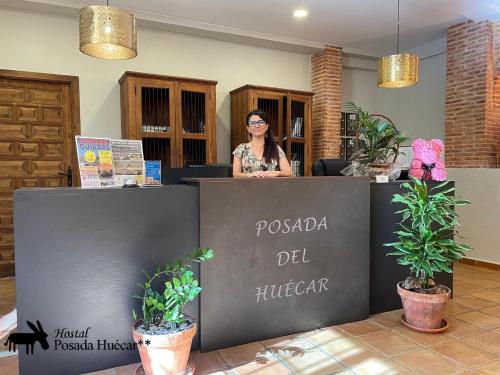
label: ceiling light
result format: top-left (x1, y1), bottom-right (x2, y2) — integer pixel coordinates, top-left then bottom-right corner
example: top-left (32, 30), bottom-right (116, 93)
top-left (79, 0), bottom-right (137, 60)
top-left (377, 0), bottom-right (418, 88)
top-left (293, 9), bottom-right (308, 18)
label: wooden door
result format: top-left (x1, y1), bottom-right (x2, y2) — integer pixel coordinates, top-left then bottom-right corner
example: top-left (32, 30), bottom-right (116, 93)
top-left (250, 90), bottom-right (284, 147)
top-left (0, 71), bottom-right (80, 276)
top-left (135, 78), bottom-right (176, 167)
top-left (175, 82), bottom-right (215, 167)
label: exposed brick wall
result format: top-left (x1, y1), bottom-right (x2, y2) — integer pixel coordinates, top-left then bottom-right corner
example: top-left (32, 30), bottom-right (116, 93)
top-left (311, 45), bottom-right (343, 161)
top-left (445, 20), bottom-right (500, 167)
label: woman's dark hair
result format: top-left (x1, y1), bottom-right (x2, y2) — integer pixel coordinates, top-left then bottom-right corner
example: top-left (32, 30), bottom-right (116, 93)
top-left (246, 109), bottom-right (279, 165)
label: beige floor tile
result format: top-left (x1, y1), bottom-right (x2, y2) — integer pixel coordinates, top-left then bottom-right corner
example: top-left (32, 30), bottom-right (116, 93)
top-left (306, 326), bottom-right (351, 346)
top-left (337, 319), bottom-right (386, 337)
top-left (454, 311), bottom-right (500, 330)
top-left (82, 370), bottom-right (114, 375)
top-left (469, 279), bottom-right (500, 289)
top-left (480, 305), bottom-right (500, 317)
top-left (391, 326), bottom-right (454, 347)
top-left (113, 363), bottom-right (141, 375)
top-left (446, 317), bottom-right (485, 338)
top-left (393, 349), bottom-right (463, 375)
top-left (452, 295), bottom-right (496, 310)
top-left (0, 356), bottom-right (18, 375)
top-left (476, 359), bottom-right (500, 375)
top-left (321, 338), bottom-right (387, 367)
top-left (231, 358), bottom-right (292, 375)
top-left (454, 280), bottom-right (484, 295)
top-left (217, 341), bottom-right (266, 367)
top-left (470, 291), bottom-right (500, 304)
top-left (356, 330), bottom-right (421, 356)
top-left (463, 331), bottom-right (500, 355)
top-left (261, 337), bottom-right (316, 361)
top-left (261, 333), bottom-right (315, 350)
top-left (446, 301), bottom-right (474, 317)
top-left (349, 358), bottom-right (415, 375)
top-left (431, 340), bottom-right (496, 367)
top-left (190, 350), bottom-right (228, 374)
top-left (369, 310), bottom-right (404, 329)
top-left (276, 346), bottom-right (343, 375)
top-left (0, 279), bottom-right (16, 317)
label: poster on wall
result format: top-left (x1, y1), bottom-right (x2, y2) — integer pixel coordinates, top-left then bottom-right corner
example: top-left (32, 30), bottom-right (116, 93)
top-left (111, 139), bottom-right (145, 186)
top-left (75, 137), bottom-right (115, 188)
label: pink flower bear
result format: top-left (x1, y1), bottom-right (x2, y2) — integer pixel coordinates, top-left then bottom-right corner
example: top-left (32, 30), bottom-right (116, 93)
top-left (409, 139), bottom-right (447, 181)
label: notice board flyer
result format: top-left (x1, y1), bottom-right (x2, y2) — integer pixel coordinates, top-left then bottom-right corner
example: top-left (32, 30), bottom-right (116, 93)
top-left (75, 136), bottom-right (115, 188)
top-left (111, 139), bottom-right (145, 186)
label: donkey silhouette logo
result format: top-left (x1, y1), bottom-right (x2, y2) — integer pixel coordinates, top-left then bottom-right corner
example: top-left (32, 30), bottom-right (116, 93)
top-left (4, 320), bottom-right (49, 354)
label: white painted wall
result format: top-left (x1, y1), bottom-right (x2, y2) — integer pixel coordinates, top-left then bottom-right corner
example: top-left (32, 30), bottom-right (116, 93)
top-left (342, 37), bottom-right (447, 144)
top-left (0, 8), bottom-right (311, 163)
top-left (448, 169), bottom-right (500, 265)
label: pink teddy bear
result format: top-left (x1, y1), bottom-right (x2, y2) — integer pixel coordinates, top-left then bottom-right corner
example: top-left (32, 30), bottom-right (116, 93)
top-left (409, 139), bottom-right (447, 181)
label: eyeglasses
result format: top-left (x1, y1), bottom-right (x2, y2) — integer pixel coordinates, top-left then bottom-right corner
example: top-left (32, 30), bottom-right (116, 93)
top-left (249, 120), bottom-right (266, 127)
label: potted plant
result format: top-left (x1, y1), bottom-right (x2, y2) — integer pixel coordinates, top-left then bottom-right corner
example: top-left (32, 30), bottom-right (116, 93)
top-left (343, 102), bottom-right (408, 179)
top-left (384, 178), bottom-right (471, 332)
top-left (132, 248), bottom-right (214, 375)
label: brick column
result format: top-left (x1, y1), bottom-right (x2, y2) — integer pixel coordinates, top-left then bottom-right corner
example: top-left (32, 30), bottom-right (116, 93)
top-left (311, 45), bottom-right (343, 161)
top-left (445, 20), bottom-right (500, 167)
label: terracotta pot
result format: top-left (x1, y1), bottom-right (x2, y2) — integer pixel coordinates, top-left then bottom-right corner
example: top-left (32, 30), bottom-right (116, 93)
top-left (397, 282), bottom-right (451, 330)
top-left (132, 321), bottom-right (196, 375)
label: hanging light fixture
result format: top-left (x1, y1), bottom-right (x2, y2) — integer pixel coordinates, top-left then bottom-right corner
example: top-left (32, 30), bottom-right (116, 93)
top-left (377, 0), bottom-right (418, 88)
top-left (79, 0), bottom-right (137, 60)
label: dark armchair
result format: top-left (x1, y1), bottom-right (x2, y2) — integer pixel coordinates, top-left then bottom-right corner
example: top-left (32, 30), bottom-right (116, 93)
top-left (311, 159), bottom-right (350, 176)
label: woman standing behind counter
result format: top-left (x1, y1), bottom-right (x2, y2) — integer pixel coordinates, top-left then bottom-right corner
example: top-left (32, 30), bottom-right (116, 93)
top-left (233, 109), bottom-right (292, 178)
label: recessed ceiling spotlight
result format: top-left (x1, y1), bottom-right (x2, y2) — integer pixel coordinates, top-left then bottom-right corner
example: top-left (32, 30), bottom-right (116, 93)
top-left (293, 9), bottom-right (308, 18)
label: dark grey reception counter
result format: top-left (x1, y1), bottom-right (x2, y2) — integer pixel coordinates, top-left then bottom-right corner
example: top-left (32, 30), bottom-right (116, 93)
top-left (12, 177), bottom-right (452, 374)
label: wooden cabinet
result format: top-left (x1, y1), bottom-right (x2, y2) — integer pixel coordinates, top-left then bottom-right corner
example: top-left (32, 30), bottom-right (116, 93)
top-left (230, 85), bottom-right (313, 176)
top-left (119, 72), bottom-right (217, 167)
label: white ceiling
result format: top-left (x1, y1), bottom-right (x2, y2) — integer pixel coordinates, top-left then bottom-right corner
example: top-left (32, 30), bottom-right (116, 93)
top-left (2, 0), bottom-right (500, 55)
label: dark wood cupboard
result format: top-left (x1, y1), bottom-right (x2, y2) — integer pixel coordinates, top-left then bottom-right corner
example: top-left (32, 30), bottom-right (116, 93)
top-left (119, 72), bottom-right (217, 168)
top-left (230, 85), bottom-right (313, 176)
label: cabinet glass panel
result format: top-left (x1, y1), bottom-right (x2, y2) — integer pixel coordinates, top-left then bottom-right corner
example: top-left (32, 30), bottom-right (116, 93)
top-left (141, 87), bottom-right (171, 133)
top-left (183, 139), bottom-right (206, 166)
top-left (181, 91), bottom-right (206, 134)
top-left (143, 138), bottom-right (171, 167)
top-left (290, 142), bottom-right (305, 176)
top-left (257, 98), bottom-right (279, 136)
top-left (290, 100), bottom-right (305, 138)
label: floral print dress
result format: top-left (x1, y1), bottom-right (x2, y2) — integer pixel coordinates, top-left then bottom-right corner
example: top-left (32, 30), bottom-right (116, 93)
top-left (232, 143), bottom-right (286, 173)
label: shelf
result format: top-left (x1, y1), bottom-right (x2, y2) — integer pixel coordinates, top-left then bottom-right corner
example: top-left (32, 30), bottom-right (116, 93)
top-left (290, 137), bottom-right (306, 143)
top-left (141, 131), bottom-right (172, 139)
top-left (182, 133), bottom-right (208, 140)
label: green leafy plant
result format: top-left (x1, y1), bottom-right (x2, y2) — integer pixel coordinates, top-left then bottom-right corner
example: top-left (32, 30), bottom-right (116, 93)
top-left (384, 178), bottom-right (471, 290)
top-left (133, 248), bottom-right (214, 330)
top-left (345, 102), bottom-right (408, 165)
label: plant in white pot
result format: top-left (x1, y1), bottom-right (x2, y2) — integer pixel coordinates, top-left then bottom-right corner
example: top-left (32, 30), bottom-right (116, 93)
top-left (132, 248), bottom-right (214, 375)
top-left (384, 178), bottom-right (471, 332)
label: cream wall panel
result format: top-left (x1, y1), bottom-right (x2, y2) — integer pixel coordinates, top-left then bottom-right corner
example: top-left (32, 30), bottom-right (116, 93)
top-left (0, 8), bottom-right (311, 162)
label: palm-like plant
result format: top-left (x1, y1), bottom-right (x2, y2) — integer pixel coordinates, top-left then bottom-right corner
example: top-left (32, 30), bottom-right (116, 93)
top-left (384, 178), bottom-right (471, 290)
top-left (345, 102), bottom-right (408, 165)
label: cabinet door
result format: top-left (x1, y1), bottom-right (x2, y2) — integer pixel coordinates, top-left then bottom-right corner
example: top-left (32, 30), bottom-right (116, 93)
top-left (175, 82), bottom-right (214, 167)
top-left (136, 78), bottom-right (176, 168)
top-left (249, 90), bottom-right (284, 147)
top-left (287, 94), bottom-right (311, 176)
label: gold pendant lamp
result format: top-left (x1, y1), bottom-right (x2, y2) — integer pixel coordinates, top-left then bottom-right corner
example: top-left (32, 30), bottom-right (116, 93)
top-left (377, 0), bottom-right (418, 88)
top-left (79, 0), bottom-right (137, 60)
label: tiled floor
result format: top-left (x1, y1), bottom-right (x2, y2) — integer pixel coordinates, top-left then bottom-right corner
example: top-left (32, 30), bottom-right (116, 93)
top-left (1, 263), bottom-right (500, 374)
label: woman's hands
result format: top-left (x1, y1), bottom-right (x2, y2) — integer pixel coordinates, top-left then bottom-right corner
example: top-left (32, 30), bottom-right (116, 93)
top-left (248, 171), bottom-right (280, 178)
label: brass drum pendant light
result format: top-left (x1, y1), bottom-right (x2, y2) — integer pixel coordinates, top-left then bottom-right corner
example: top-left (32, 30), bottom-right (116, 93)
top-left (79, 0), bottom-right (137, 60)
top-left (377, 0), bottom-right (418, 88)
